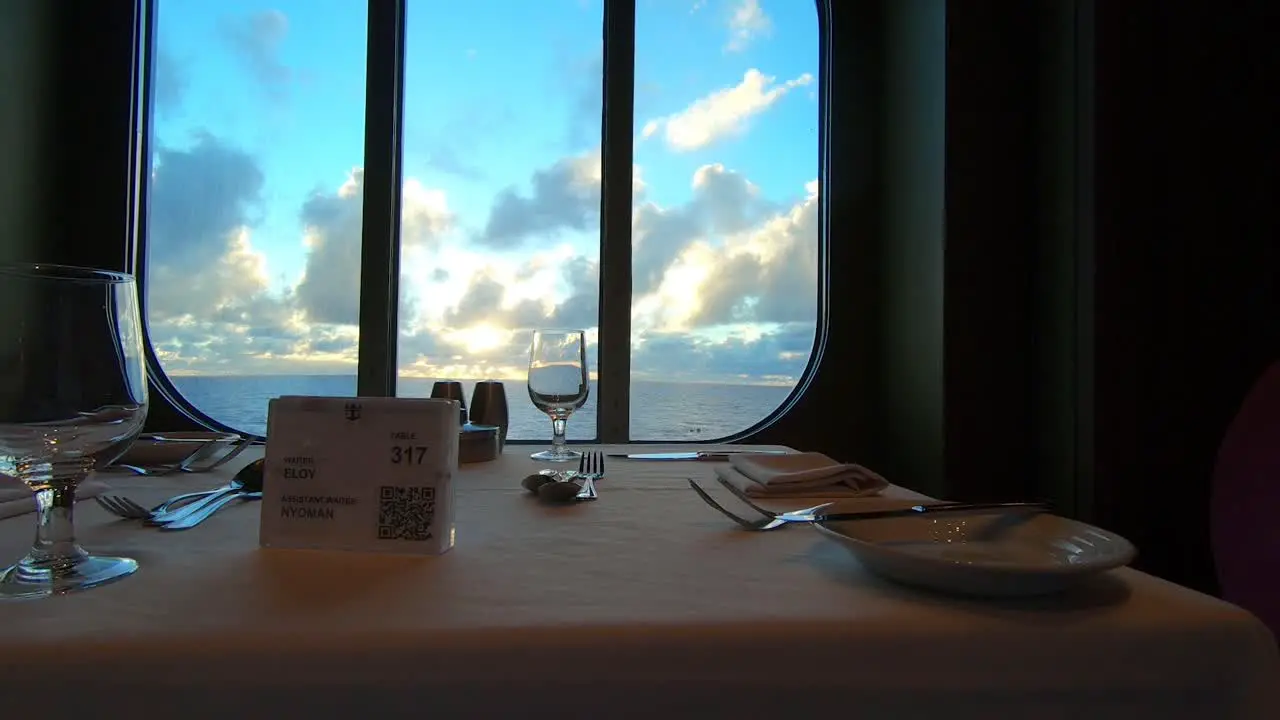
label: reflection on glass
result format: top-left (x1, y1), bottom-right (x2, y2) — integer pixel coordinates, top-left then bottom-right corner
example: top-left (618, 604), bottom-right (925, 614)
top-left (527, 329), bottom-right (589, 462)
top-left (0, 264), bottom-right (149, 600)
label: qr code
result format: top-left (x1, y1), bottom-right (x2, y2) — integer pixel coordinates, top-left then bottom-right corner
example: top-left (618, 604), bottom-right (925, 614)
top-left (377, 486), bottom-right (435, 541)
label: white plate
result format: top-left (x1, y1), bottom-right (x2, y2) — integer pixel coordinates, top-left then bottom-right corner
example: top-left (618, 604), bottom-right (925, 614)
top-left (813, 500), bottom-right (1137, 597)
top-left (118, 431), bottom-right (241, 467)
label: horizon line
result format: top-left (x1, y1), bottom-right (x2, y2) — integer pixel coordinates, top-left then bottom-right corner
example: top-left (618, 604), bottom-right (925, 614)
top-left (163, 373), bottom-right (799, 388)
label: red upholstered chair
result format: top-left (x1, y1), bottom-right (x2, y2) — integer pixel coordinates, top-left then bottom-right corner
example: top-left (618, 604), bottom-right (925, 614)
top-left (1211, 361), bottom-right (1280, 640)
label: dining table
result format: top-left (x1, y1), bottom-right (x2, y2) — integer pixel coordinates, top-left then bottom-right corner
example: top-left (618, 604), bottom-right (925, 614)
top-left (1, 443), bottom-right (1277, 719)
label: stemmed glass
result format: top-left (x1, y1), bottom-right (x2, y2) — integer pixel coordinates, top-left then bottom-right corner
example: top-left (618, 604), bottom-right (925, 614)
top-left (527, 329), bottom-right (589, 462)
top-left (0, 263), bottom-right (149, 600)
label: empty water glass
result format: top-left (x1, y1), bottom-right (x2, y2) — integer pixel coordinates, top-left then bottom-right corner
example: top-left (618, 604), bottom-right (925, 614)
top-left (527, 329), bottom-right (588, 462)
top-left (0, 263), bottom-right (149, 600)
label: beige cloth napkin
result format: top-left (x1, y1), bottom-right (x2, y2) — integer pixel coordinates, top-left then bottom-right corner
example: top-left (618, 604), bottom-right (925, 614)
top-left (713, 452), bottom-right (889, 498)
top-left (0, 475), bottom-right (110, 521)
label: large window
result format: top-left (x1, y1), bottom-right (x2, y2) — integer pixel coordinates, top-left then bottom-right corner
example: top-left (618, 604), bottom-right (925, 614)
top-left (140, 0), bottom-right (823, 442)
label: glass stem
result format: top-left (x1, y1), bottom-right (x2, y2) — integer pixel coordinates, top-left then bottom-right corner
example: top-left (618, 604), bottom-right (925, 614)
top-left (32, 485), bottom-right (80, 563)
top-left (23, 460), bottom-right (89, 567)
top-left (551, 417), bottom-right (568, 453)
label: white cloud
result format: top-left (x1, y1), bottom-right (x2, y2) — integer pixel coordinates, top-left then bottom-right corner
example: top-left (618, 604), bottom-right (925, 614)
top-left (220, 10), bottom-right (293, 100)
top-left (145, 137), bottom-right (818, 385)
top-left (631, 323), bottom-right (813, 384)
top-left (401, 178), bottom-right (456, 246)
top-left (725, 0), bottom-right (771, 52)
top-left (633, 172), bottom-right (819, 333)
top-left (477, 151), bottom-right (602, 248)
top-left (476, 149), bottom-right (647, 249)
top-left (642, 69), bottom-right (812, 152)
top-left (294, 168), bottom-right (454, 326)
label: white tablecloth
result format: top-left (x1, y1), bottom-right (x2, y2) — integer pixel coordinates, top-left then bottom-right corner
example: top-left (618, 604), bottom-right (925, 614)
top-left (1, 445), bottom-right (1276, 719)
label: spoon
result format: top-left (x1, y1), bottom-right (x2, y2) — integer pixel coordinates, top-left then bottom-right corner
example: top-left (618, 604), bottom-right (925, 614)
top-left (159, 487), bottom-right (263, 530)
top-left (537, 478), bottom-right (584, 503)
top-left (147, 459), bottom-right (264, 526)
top-left (522, 473), bottom-right (556, 493)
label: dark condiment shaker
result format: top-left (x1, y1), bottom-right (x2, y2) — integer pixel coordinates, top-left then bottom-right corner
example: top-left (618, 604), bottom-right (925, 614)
top-left (430, 380), bottom-right (467, 425)
top-left (469, 380), bottom-right (509, 450)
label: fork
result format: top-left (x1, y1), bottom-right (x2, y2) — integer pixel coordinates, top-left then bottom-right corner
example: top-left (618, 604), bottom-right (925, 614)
top-left (688, 480), bottom-right (831, 531)
top-left (689, 479), bottom-right (1047, 532)
top-left (575, 451), bottom-right (602, 500)
top-left (93, 439), bottom-right (257, 519)
top-left (95, 483), bottom-right (237, 520)
top-left (711, 471), bottom-right (1039, 538)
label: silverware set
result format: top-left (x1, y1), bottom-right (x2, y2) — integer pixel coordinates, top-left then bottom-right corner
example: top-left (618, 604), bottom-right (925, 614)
top-left (689, 476), bottom-right (1048, 534)
top-left (94, 459), bottom-right (264, 530)
top-left (97, 444), bottom-right (1045, 535)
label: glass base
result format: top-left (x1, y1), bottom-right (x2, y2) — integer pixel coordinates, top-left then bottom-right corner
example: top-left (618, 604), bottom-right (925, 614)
top-left (0, 551), bottom-right (138, 601)
top-left (531, 449), bottom-right (582, 462)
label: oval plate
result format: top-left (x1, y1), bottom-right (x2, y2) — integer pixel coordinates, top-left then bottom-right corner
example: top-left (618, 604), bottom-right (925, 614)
top-left (813, 500), bottom-right (1137, 597)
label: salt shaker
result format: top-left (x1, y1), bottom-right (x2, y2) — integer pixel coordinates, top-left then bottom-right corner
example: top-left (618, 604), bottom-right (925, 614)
top-left (469, 380), bottom-right (509, 450)
top-left (430, 380), bottom-right (467, 425)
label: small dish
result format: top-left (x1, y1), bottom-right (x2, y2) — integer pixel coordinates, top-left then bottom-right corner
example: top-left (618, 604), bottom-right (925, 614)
top-left (118, 431), bottom-right (241, 467)
top-left (459, 423), bottom-right (500, 464)
top-left (813, 500), bottom-right (1136, 597)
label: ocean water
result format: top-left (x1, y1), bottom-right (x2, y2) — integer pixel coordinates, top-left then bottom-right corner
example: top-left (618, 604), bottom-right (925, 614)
top-left (170, 375), bottom-right (794, 441)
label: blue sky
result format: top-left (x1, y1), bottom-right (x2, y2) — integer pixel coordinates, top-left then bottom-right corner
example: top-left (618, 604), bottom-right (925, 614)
top-left (146, 0), bottom-right (820, 387)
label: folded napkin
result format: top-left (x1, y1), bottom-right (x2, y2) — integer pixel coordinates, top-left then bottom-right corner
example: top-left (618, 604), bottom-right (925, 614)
top-left (0, 476), bottom-right (110, 521)
top-left (713, 452), bottom-right (889, 498)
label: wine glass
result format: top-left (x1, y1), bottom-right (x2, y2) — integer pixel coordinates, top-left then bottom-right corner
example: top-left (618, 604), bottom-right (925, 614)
top-left (0, 263), bottom-right (149, 600)
top-left (527, 329), bottom-right (589, 462)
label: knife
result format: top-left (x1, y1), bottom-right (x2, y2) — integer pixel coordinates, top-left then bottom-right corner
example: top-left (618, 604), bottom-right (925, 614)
top-left (606, 450), bottom-right (790, 461)
top-left (811, 501), bottom-right (1048, 523)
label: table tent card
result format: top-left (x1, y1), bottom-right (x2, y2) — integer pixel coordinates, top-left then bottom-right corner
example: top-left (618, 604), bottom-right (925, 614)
top-left (260, 396), bottom-right (459, 555)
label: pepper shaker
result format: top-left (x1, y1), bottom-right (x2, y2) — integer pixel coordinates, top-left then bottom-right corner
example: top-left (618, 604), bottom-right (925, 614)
top-left (430, 380), bottom-right (467, 425)
top-left (469, 380), bottom-right (509, 450)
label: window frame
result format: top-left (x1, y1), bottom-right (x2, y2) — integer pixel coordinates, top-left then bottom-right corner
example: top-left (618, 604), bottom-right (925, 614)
top-left (129, 0), bottom-right (831, 444)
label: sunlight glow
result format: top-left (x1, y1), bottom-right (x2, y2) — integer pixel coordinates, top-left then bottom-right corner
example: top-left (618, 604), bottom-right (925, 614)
top-left (448, 324), bottom-right (512, 354)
